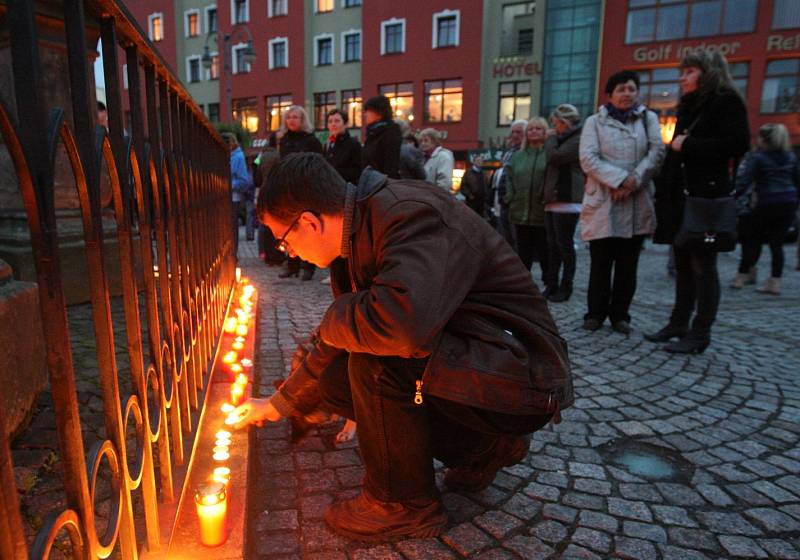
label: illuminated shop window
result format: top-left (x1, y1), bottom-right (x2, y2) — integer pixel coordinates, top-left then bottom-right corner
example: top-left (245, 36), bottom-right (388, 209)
top-left (424, 79), bottom-right (463, 123)
top-left (342, 89), bottom-right (363, 127)
top-left (266, 94), bottom-right (292, 130)
top-left (379, 82), bottom-right (414, 121)
top-left (497, 81), bottom-right (531, 126)
top-left (773, 0), bottom-right (800, 30)
top-left (314, 92), bottom-right (337, 130)
top-left (761, 58), bottom-right (800, 114)
top-left (626, 0), bottom-right (757, 44)
top-left (233, 97), bottom-right (258, 133)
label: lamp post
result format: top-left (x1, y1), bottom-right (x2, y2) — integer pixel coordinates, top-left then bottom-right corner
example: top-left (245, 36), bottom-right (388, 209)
top-left (202, 27), bottom-right (256, 126)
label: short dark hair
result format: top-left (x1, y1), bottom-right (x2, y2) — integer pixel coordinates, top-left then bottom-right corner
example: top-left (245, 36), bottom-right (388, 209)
top-left (604, 70), bottom-right (640, 95)
top-left (326, 108), bottom-right (348, 125)
top-left (257, 152), bottom-right (346, 222)
top-left (363, 95), bottom-right (393, 121)
top-left (97, 101), bottom-right (107, 111)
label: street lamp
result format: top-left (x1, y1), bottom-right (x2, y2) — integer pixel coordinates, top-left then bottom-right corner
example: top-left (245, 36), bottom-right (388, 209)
top-left (202, 26), bottom-right (256, 127)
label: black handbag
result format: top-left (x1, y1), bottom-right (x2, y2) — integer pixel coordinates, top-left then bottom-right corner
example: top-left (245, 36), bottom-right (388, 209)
top-left (673, 115), bottom-right (738, 253)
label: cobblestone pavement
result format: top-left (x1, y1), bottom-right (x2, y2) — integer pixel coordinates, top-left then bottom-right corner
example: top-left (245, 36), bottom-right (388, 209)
top-left (243, 234), bottom-right (800, 560)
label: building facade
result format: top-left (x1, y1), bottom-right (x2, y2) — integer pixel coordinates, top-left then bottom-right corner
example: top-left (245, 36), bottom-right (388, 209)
top-left (598, 0), bottom-right (800, 145)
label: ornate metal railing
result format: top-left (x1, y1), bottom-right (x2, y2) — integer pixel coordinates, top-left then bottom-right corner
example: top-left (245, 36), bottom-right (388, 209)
top-left (0, 0), bottom-right (234, 557)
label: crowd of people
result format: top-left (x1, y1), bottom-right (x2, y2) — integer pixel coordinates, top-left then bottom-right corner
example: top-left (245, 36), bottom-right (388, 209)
top-left (226, 47), bottom-right (799, 355)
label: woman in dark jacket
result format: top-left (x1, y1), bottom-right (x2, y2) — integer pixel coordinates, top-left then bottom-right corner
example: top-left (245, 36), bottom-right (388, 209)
top-left (731, 124), bottom-right (799, 294)
top-left (323, 108), bottom-right (362, 184)
top-left (543, 104), bottom-right (584, 303)
top-left (361, 95), bottom-right (402, 179)
top-left (278, 105), bottom-right (323, 280)
top-left (647, 49), bottom-right (750, 353)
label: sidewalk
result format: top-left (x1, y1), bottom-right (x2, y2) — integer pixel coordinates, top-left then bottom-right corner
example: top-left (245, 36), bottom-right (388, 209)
top-left (239, 233), bottom-right (800, 560)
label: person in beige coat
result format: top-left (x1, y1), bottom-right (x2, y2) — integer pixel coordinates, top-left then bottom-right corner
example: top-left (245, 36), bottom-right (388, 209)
top-left (579, 70), bottom-right (665, 334)
top-left (420, 128), bottom-right (455, 192)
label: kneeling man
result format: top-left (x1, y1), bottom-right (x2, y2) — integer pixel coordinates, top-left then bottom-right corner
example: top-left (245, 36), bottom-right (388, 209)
top-left (235, 153), bottom-right (573, 542)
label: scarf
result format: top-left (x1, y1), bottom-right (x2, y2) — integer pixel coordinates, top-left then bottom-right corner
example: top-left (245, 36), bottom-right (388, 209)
top-left (605, 103), bottom-right (637, 124)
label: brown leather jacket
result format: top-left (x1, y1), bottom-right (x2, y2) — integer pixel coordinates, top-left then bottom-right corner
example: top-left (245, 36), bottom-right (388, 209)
top-left (270, 169), bottom-right (573, 419)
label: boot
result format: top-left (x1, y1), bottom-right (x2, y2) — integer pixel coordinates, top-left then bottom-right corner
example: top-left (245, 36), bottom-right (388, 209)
top-left (324, 489), bottom-right (447, 542)
top-left (756, 277), bottom-right (781, 295)
top-left (547, 282), bottom-right (573, 303)
top-left (644, 323), bottom-right (688, 343)
top-left (663, 331), bottom-right (710, 354)
top-left (444, 434), bottom-right (530, 493)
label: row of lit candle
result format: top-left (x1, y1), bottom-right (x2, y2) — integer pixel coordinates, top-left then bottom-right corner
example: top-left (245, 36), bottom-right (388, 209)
top-left (195, 269), bottom-right (256, 547)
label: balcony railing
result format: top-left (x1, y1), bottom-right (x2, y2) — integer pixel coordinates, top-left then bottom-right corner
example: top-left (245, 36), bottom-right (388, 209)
top-left (0, 0), bottom-right (234, 557)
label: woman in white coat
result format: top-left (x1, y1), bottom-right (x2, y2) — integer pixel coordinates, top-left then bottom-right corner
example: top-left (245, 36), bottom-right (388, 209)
top-left (420, 128), bottom-right (455, 192)
top-left (579, 70), bottom-right (665, 334)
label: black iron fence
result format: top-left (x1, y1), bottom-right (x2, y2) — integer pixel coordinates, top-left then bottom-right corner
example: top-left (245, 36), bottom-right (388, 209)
top-left (0, 0), bottom-right (234, 557)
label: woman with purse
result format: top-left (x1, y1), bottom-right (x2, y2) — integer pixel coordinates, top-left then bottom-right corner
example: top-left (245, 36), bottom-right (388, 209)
top-left (730, 124), bottom-right (799, 294)
top-left (646, 49), bottom-right (750, 353)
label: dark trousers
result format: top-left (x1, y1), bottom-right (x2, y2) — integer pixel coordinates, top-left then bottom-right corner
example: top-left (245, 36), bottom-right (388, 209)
top-left (514, 224), bottom-right (550, 287)
top-left (257, 225), bottom-right (286, 265)
top-left (586, 236), bottom-right (645, 323)
top-left (232, 200), bottom-right (241, 255)
top-left (497, 204), bottom-right (516, 249)
top-left (286, 256), bottom-right (316, 275)
top-left (738, 204), bottom-right (797, 278)
top-left (318, 353), bottom-right (551, 502)
top-left (671, 246), bottom-right (719, 334)
top-left (544, 212), bottom-right (579, 289)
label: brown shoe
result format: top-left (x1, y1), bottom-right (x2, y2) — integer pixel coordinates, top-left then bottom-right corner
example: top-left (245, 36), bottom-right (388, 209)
top-left (444, 434), bottom-right (530, 493)
top-left (323, 490), bottom-right (447, 542)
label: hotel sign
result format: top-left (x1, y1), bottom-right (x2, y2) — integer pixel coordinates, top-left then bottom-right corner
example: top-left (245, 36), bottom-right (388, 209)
top-left (491, 57), bottom-right (542, 78)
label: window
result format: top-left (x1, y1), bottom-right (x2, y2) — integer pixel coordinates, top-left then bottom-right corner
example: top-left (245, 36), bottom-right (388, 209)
top-left (498, 81), bottom-right (531, 126)
top-left (208, 103), bottom-right (220, 123)
top-left (342, 30), bottom-right (361, 62)
top-left (205, 6), bottom-right (218, 33)
top-left (425, 79), bottom-right (463, 123)
top-left (232, 0), bottom-right (249, 24)
top-left (206, 52), bottom-right (220, 80)
top-left (501, 2), bottom-right (535, 56)
top-left (233, 97), bottom-right (259, 132)
top-left (761, 58), bottom-right (800, 114)
top-left (148, 13), bottom-right (164, 42)
top-left (315, 35), bottom-right (334, 66)
top-left (186, 56), bottom-right (201, 83)
top-left (269, 38), bottom-right (288, 69)
top-left (269, 0), bottom-right (287, 17)
top-left (123, 63), bottom-right (128, 90)
top-left (541, 0), bottom-right (601, 118)
top-left (344, 0), bottom-right (362, 7)
top-left (379, 82), bottom-right (413, 121)
top-left (342, 89), bottom-right (362, 127)
top-left (433, 10), bottom-right (460, 48)
top-left (266, 94), bottom-right (292, 130)
top-left (729, 62), bottom-right (749, 98)
top-left (518, 28), bottom-right (533, 54)
top-left (185, 10), bottom-right (200, 37)
top-left (314, 92), bottom-right (337, 130)
top-left (626, 0), bottom-right (757, 44)
top-left (231, 43), bottom-right (252, 74)
top-left (316, 0), bottom-right (334, 12)
top-left (381, 19), bottom-right (406, 55)
top-left (773, 0), bottom-right (800, 30)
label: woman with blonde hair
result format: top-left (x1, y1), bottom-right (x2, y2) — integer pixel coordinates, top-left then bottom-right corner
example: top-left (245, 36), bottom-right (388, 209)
top-left (731, 123), bottom-right (799, 294)
top-left (277, 104), bottom-right (322, 280)
top-left (504, 116), bottom-right (554, 293)
top-left (419, 128), bottom-right (455, 191)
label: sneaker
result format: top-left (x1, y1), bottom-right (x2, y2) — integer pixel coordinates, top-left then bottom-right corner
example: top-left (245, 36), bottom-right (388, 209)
top-left (443, 434), bottom-right (530, 493)
top-left (324, 490), bottom-right (447, 543)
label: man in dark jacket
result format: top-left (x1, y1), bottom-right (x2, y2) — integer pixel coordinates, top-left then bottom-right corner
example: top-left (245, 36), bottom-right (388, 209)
top-left (236, 153), bottom-right (572, 542)
top-left (361, 95), bottom-right (402, 179)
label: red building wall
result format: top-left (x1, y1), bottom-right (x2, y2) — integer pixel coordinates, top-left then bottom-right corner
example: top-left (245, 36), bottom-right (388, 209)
top-left (361, 0), bottom-right (483, 151)
top-left (598, 0), bottom-right (800, 145)
top-left (217, 0), bottom-right (305, 139)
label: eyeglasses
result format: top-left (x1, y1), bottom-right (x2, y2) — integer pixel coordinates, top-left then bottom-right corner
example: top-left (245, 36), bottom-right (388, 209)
top-left (273, 213), bottom-right (303, 254)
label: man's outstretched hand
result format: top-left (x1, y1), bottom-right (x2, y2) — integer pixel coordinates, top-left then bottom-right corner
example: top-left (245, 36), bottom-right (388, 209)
top-left (230, 398), bottom-right (282, 430)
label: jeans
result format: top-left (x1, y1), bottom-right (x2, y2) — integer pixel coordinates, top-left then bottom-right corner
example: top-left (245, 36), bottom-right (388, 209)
top-left (544, 212), bottom-right (579, 289)
top-left (671, 246), bottom-right (719, 334)
top-left (514, 225), bottom-right (550, 288)
top-left (318, 353), bottom-right (551, 502)
top-left (738, 204), bottom-right (798, 278)
top-left (586, 236), bottom-right (645, 323)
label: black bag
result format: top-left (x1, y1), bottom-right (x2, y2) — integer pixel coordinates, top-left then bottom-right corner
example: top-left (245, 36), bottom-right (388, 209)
top-left (674, 195), bottom-right (738, 252)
